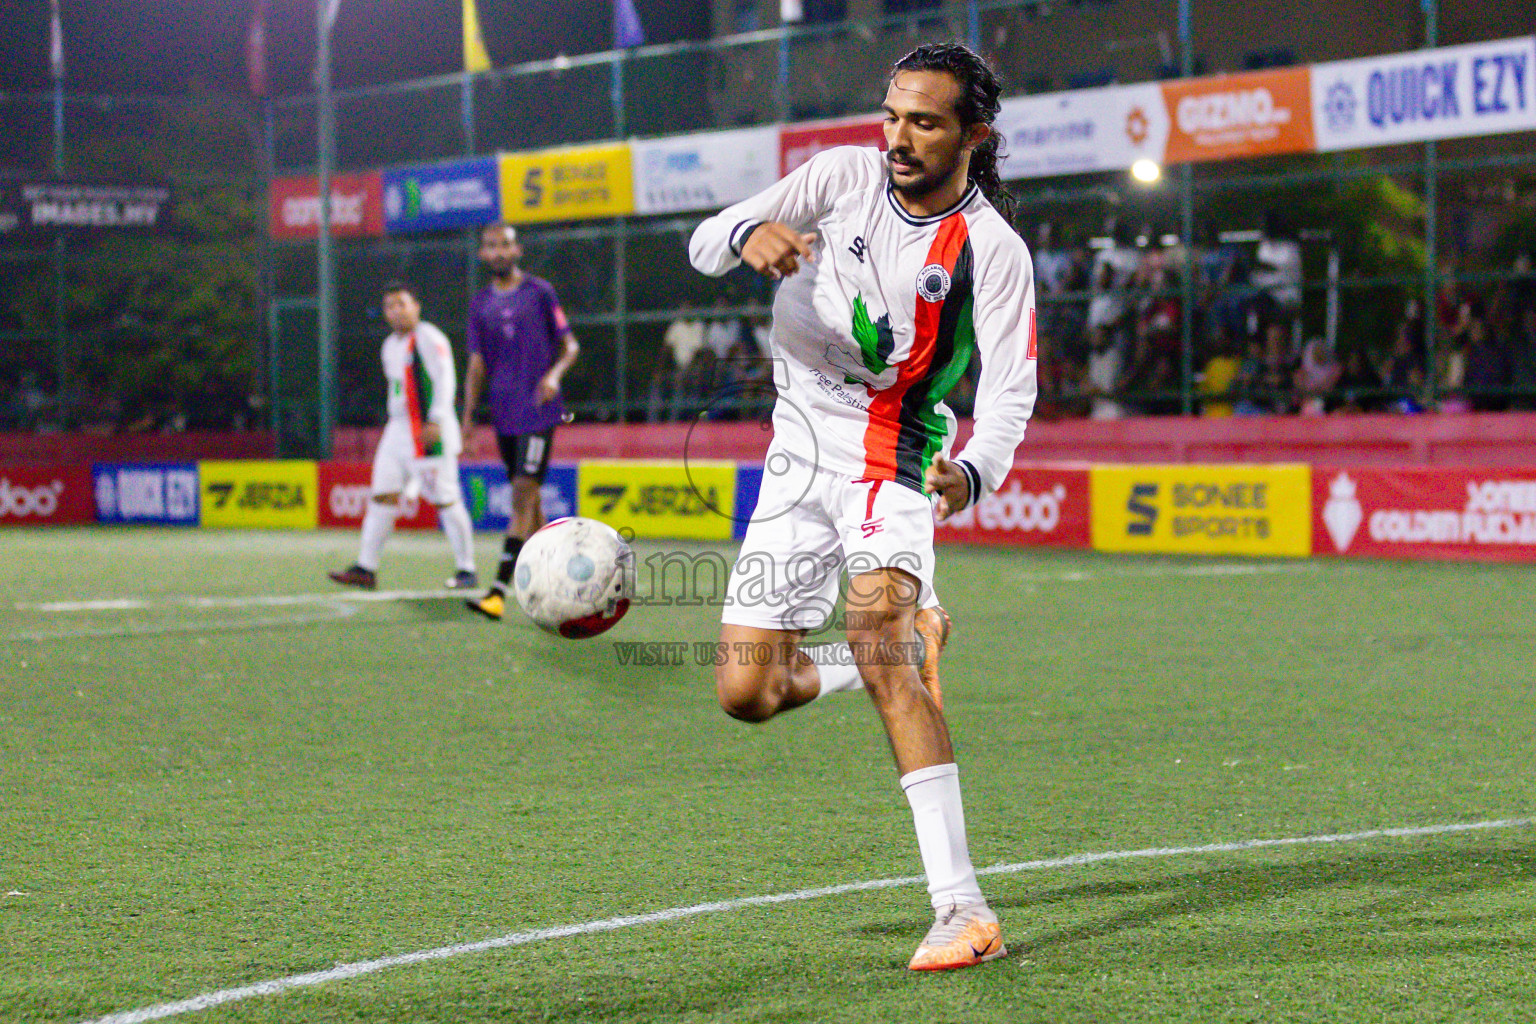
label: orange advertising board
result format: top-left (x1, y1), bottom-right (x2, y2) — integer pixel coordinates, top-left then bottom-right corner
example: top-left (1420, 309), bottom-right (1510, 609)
top-left (1160, 67), bottom-right (1315, 164)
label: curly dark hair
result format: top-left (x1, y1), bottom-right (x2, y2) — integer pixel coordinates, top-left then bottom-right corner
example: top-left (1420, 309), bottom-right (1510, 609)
top-left (890, 43), bottom-right (1015, 226)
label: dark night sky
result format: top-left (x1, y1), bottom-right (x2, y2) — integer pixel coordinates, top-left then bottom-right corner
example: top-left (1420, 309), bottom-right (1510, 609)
top-left (0, 1), bottom-right (710, 96)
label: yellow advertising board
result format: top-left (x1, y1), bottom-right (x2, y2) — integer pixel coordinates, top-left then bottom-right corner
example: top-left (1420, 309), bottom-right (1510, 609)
top-left (1090, 464), bottom-right (1312, 557)
top-left (199, 460), bottom-right (319, 529)
top-left (578, 460), bottom-right (735, 541)
top-left (498, 144), bottom-right (634, 224)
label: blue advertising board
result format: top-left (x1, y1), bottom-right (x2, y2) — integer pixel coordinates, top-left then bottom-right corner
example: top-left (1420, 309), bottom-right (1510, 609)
top-left (382, 157), bottom-right (500, 234)
top-left (462, 462), bottom-right (576, 534)
top-left (93, 462), bottom-right (200, 525)
top-left (733, 463), bottom-right (762, 540)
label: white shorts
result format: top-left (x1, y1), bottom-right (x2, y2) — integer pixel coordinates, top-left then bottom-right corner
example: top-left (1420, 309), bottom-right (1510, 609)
top-left (722, 445), bottom-right (939, 634)
top-left (370, 419), bottom-right (463, 506)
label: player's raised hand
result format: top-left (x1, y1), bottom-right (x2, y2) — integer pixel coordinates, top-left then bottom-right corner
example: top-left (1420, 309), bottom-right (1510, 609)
top-left (924, 455), bottom-right (971, 522)
top-left (741, 223), bottom-right (818, 280)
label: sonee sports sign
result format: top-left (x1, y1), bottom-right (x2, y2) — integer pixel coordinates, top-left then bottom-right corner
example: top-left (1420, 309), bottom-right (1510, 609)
top-left (1090, 464), bottom-right (1312, 556)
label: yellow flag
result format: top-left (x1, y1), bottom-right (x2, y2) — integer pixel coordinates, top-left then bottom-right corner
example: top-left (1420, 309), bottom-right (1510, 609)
top-left (463, 0), bottom-right (491, 73)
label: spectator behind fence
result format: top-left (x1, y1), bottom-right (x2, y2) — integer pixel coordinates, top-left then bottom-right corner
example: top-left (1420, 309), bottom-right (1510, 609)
top-left (648, 304), bottom-right (707, 422)
top-left (1334, 347), bottom-right (1382, 413)
top-left (1199, 329), bottom-right (1241, 417)
top-left (1232, 336), bottom-right (1269, 416)
top-left (1251, 209), bottom-right (1302, 340)
top-left (1457, 298), bottom-right (1509, 411)
top-left (1086, 315), bottom-right (1126, 420)
top-left (1197, 219), bottom-right (1249, 345)
top-left (1260, 320), bottom-right (1294, 414)
top-left (1512, 257), bottom-right (1536, 407)
top-left (1293, 337), bottom-right (1341, 416)
top-left (1381, 320), bottom-right (1426, 412)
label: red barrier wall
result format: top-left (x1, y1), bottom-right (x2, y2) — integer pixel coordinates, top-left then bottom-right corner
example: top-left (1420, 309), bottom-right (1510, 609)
top-left (0, 432), bottom-right (276, 465)
top-left (10, 413), bottom-right (1532, 468)
top-left (386, 413), bottom-right (1536, 468)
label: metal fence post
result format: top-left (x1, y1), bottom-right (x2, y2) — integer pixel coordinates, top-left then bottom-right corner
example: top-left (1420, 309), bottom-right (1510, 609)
top-left (316, 0), bottom-right (337, 459)
top-left (1178, 0), bottom-right (1195, 415)
top-left (1422, 0), bottom-right (1438, 407)
top-left (52, 72), bottom-right (67, 426)
top-left (612, 51), bottom-right (629, 422)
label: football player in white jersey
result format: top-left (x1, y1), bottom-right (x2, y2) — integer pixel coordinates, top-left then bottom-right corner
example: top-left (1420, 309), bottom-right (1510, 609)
top-left (328, 281), bottom-right (479, 591)
top-left (689, 43), bottom-right (1037, 970)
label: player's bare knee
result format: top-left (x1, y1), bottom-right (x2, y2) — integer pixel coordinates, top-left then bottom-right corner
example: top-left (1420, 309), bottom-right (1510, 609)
top-left (715, 665), bottom-right (776, 723)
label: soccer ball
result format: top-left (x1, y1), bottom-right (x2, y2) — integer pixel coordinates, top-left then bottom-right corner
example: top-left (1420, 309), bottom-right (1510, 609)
top-left (513, 517), bottom-right (635, 639)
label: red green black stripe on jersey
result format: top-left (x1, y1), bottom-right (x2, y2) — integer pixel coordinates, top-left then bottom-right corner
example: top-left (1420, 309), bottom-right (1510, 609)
top-left (400, 334), bottom-right (443, 458)
top-left (860, 212), bottom-right (975, 488)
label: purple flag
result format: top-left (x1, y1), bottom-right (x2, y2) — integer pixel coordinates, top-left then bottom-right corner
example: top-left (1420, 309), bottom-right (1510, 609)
top-left (49, 0), bottom-right (64, 80)
top-left (614, 0), bottom-right (645, 49)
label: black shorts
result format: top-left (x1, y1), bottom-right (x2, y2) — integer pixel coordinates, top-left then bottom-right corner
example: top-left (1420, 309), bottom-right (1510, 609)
top-left (497, 428), bottom-right (555, 482)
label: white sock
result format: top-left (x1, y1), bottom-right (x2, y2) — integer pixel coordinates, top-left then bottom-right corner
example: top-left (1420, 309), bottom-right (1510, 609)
top-left (805, 642), bottom-right (864, 700)
top-left (438, 500), bottom-right (477, 573)
top-left (901, 763), bottom-right (984, 910)
top-left (357, 500), bottom-right (400, 571)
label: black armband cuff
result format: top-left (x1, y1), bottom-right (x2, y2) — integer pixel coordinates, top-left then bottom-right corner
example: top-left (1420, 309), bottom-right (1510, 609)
top-left (956, 459), bottom-right (983, 511)
top-left (729, 220), bottom-right (764, 258)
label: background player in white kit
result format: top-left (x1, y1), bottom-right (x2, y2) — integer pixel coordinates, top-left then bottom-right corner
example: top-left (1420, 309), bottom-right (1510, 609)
top-left (688, 43), bottom-right (1037, 971)
top-left (328, 281), bottom-right (478, 591)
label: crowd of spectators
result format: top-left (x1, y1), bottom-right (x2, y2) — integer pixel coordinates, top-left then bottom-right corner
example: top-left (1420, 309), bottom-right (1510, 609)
top-left (648, 295), bottom-right (775, 422)
top-left (1028, 213), bottom-right (1536, 419)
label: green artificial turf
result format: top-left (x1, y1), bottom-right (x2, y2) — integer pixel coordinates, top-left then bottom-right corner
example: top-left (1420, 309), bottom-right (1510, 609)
top-left (3, 528), bottom-right (1534, 1023)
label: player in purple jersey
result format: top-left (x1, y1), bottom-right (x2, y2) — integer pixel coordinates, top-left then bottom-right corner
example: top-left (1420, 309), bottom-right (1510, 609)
top-left (463, 223), bottom-right (581, 621)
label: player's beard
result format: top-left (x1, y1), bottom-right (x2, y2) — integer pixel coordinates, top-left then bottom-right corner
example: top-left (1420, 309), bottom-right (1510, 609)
top-left (483, 256), bottom-right (517, 282)
top-left (884, 145), bottom-right (963, 202)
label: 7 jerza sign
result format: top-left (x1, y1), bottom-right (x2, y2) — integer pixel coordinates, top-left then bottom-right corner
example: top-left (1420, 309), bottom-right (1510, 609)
top-left (0, 183), bottom-right (172, 237)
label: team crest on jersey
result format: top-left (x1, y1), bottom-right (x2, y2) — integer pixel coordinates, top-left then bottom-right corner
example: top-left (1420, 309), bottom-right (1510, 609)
top-left (916, 263), bottom-right (951, 303)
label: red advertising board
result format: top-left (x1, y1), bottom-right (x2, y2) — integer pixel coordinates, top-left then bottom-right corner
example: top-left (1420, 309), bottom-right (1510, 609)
top-left (0, 464), bottom-right (94, 526)
top-left (779, 117), bottom-right (885, 176)
top-left (1313, 465), bottom-right (1536, 563)
top-left (317, 462), bottom-right (440, 531)
top-left (935, 465), bottom-right (1091, 548)
top-left (269, 171), bottom-right (384, 239)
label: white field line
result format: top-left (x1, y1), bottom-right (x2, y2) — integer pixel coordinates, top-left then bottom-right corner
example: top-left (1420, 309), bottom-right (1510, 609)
top-left (16, 604), bottom-right (360, 641)
top-left (24, 590), bottom-right (469, 613)
top-left (25, 564), bottom-right (1316, 616)
top-left (75, 816), bottom-right (1534, 1024)
top-left (1019, 563), bottom-right (1319, 583)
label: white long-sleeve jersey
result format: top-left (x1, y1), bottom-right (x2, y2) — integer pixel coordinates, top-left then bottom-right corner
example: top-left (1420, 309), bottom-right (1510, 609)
top-left (382, 319), bottom-right (461, 458)
top-left (689, 146), bottom-right (1036, 506)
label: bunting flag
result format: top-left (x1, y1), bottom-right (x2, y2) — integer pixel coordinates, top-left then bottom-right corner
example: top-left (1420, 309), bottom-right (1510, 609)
top-left (49, 0), bottom-right (63, 80)
top-left (245, 0), bottom-right (268, 97)
top-left (614, 0), bottom-right (645, 49)
top-left (463, 0), bottom-right (492, 73)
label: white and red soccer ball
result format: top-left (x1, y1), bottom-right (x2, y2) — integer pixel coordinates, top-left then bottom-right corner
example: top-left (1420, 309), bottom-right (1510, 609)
top-left (513, 517), bottom-right (635, 638)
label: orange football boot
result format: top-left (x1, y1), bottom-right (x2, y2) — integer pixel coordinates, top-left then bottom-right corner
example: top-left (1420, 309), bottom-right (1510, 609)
top-left (908, 901), bottom-right (1006, 971)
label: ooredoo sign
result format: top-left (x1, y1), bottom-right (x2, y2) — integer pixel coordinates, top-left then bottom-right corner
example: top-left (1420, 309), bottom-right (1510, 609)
top-left (269, 171), bottom-right (384, 239)
top-left (0, 465), bottom-right (94, 526)
top-left (935, 466), bottom-right (1090, 548)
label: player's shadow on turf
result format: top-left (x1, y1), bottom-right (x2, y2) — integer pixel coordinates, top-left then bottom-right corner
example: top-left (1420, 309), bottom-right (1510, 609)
top-left (991, 844), bottom-right (1536, 965)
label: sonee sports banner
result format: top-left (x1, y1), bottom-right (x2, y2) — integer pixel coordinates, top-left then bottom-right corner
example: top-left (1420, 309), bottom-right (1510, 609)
top-left (1091, 464), bottom-right (1313, 557)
